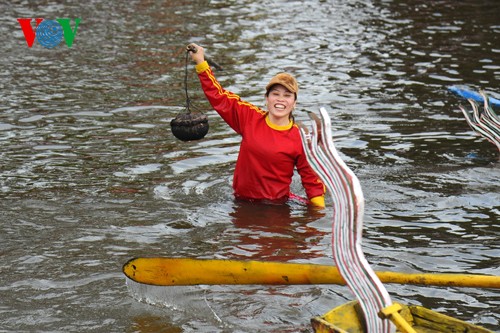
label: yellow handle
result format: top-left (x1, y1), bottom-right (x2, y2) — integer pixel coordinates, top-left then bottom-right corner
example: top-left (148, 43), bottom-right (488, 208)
top-left (379, 303), bottom-right (417, 333)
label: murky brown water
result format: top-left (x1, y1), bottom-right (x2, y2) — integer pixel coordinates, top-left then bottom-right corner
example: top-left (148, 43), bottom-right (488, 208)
top-left (0, 1), bottom-right (499, 332)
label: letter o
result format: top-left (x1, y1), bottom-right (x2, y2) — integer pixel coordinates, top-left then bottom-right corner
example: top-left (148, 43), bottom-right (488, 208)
top-left (36, 20), bottom-right (63, 48)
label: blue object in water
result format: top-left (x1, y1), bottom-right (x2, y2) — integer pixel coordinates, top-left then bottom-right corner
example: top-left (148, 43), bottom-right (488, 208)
top-left (449, 86), bottom-right (500, 107)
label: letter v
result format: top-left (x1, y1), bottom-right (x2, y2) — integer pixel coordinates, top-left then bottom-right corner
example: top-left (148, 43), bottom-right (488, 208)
top-left (57, 18), bottom-right (81, 48)
top-left (17, 18), bottom-right (43, 47)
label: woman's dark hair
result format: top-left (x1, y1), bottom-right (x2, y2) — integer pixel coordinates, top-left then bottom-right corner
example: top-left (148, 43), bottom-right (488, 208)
top-left (265, 84), bottom-right (297, 100)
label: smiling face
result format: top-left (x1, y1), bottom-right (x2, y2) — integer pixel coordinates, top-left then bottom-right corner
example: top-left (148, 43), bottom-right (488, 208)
top-left (265, 84), bottom-right (297, 126)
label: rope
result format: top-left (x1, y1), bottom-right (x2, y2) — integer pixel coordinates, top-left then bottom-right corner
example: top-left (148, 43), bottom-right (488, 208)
top-left (183, 50), bottom-right (193, 114)
top-left (182, 47), bottom-right (206, 115)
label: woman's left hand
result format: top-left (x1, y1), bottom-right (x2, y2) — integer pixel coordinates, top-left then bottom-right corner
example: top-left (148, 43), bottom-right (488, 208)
top-left (187, 43), bottom-right (205, 65)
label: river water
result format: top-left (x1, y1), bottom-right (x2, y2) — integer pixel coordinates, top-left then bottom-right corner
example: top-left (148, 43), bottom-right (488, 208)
top-left (0, 0), bottom-right (499, 332)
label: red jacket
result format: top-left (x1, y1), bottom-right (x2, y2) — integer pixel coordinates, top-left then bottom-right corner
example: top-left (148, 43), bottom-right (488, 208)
top-left (196, 61), bottom-right (324, 202)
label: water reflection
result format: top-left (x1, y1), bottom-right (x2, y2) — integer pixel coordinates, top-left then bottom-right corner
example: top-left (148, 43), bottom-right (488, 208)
top-left (227, 200), bottom-right (326, 261)
top-left (128, 315), bottom-right (182, 333)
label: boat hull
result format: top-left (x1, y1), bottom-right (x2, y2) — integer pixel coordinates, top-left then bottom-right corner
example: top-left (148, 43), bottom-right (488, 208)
top-left (311, 300), bottom-right (493, 333)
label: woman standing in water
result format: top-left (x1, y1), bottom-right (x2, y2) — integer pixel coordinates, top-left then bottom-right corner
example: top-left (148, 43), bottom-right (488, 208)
top-left (187, 43), bottom-right (325, 207)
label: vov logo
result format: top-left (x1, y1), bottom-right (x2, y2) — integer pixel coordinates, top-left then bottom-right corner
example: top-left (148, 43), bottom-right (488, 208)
top-left (18, 18), bottom-right (81, 48)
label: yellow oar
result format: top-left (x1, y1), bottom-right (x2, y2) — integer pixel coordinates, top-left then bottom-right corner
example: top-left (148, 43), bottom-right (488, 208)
top-left (123, 258), bottom-right (500, 289)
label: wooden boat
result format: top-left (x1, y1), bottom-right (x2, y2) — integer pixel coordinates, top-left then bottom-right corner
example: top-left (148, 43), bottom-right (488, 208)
top-left (311, 300), bottom-right (493, 333)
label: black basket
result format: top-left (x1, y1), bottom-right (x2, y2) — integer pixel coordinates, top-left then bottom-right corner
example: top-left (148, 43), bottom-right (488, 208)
top-left (170, 113), bottom-right (209, 141)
